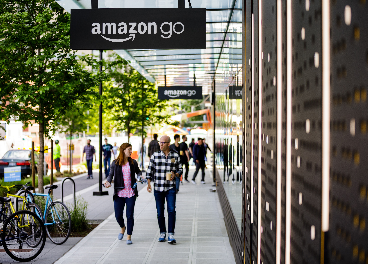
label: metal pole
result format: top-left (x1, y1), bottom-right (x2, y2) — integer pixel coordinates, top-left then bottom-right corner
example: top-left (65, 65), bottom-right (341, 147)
top-left (69, 133), bottom-right (72, 174)
top-left (92, 0), bottom-right (108, 196)
top-left (213, 80), bottom-right (216, 184)
top-left (31, 141), bottom-right (35, 192)
top-left (66, 143), bottom-right (69, 171)
top-left (178, 0), bottom-right (185, 8)
top-left (141, 78), bottom-right (144, 170)
top-left (51, 139), bottom-right (53, 194)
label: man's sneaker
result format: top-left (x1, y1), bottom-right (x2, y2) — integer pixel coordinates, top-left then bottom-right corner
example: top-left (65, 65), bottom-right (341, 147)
top-left (91, 175), bottom-right (93, 179)
top-left (158, 232), bottom-right (166, 242)
top-left (201, 181), bottom-right (205, 184)
top-left (86, 176), bottom-right (90, 179)
top-left (168, 234), bottom-right (176, 244)
top-left (185, 179), bottom-right (190, 183)
top-left (191, 180), bottom-right (196, 185)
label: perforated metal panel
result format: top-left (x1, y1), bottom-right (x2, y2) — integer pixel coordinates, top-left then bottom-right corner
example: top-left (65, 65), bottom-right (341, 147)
top-left (260, 1), bottom-right (278, 264)
top-left (329, 1), bottom-right (368, 263)
top-left (220, 1), bottom-right (367, 263)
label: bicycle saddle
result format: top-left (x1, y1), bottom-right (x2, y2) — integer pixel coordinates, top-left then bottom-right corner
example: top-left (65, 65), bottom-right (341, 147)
top-left (45, 185), bottom-right (58, 190)
top-left (0, 197), bottom-right (11, 203)
top-left (25, 186), bottom-right (34, 191)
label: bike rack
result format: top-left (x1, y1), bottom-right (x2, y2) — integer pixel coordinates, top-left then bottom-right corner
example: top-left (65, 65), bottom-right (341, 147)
top-left (61, 177), bottom-right (76, 208)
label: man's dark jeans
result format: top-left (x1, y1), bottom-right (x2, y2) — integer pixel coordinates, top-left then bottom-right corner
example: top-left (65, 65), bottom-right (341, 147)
top-left (114, 196), bottom-right (136, 235)
top-left (192, 161), bottom-right (206, 181)
top-left (54, 158), bottom-right (60, 172)
top-left (104, 157), bottom-right (111, 177)
top-left (154, 187), bottom-right (176, 234)
top-left (86, 159), bottom-right (93, 177)
top-left (182, 162), bottom-right (189, 180)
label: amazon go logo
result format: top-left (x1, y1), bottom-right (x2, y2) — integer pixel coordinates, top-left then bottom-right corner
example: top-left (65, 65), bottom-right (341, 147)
top-left (164, 89), bottom-right (196, 98)
top-left (91, 22), bottom-right (184, 43)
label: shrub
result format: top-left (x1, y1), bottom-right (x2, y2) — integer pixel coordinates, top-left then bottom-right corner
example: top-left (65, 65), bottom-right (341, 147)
top-left (68, 196), bottom-right (89, 232)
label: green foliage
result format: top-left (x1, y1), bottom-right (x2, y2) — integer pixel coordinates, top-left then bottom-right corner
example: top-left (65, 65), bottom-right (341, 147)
top-left (68, 196), bottom-right (89, 232)
top-left (0, 0), bottom-right (102, 192)
top-left (104, 53), bottom-right (174, 139)
top-left (0, 175), bottom-right (57, 196)
top-left (34, 195), bottom-right (48, 214)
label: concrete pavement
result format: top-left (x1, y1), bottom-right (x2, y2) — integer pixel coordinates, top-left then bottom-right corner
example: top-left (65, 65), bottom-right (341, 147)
top-left (0, 168), bottom-right (236, 264)
top-left (55, 168), bottom-right (235, 264)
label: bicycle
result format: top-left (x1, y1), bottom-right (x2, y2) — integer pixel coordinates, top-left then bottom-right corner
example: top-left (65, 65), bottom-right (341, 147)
top-left (0, 196), bottom-right (46, 262)
top-left (31, 185), bottom-right (71, 245)
top-left (0, 184), bottom-right (39, 220)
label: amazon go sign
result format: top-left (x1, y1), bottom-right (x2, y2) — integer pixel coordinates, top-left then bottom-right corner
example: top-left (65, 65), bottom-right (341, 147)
top-left (158, 86), bottom-right (202, 100)
top-left (70, 8), bottom-right (206, 50)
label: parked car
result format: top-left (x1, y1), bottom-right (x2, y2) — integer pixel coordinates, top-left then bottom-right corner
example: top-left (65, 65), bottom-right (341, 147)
top-left (0, 150), bottom-right (48, 179)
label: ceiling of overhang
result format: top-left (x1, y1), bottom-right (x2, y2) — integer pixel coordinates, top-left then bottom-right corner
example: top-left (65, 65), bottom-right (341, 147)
top-left (57, 0), bottom-right (243, 94)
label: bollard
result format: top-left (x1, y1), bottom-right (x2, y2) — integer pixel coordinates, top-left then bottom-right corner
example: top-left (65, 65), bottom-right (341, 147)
top-left (61, 177), bottom-right (76, 208)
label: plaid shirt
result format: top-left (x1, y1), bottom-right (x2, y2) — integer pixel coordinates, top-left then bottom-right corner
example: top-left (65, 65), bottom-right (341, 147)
top-left (146, 150), bottom-right (183, 192)
top-left (83, 145), bottom-right (95, 160)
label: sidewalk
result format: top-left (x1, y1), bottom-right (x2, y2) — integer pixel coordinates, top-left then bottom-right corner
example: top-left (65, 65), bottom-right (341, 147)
top-left (56, 169), bottom-right (235, 264)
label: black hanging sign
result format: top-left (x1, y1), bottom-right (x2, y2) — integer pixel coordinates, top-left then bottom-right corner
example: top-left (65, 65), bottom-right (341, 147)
top-left (158, 86), bottom-right (202, 100)
top-left (229, 86), bottom-right (242, 99)
top-left (70, 8), bottom-right (206, 50)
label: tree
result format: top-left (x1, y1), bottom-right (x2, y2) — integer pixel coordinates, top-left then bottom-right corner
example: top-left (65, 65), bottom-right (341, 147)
top-left (104, 54), bottom-right (174, 142)
top-left (0, 0), bottom-right (100, 192)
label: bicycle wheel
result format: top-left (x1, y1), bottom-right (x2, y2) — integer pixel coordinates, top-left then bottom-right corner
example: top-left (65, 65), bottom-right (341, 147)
top-left (45, 201), bottom-right (71, 245)
top-left (16, 190), bottom-right (35, 211)
top-left (2, 210), bottom-right (46, 262)
top-left (1, 202), bottom-right (12, 220)
top-left (26, 203), bottom-right (43, 223)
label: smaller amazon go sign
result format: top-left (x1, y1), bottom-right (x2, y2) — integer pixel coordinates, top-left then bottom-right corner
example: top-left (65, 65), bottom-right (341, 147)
top-left (158, 86), bottom-right (202, 100)
top-left (70, 8), bottom-right (206, 50)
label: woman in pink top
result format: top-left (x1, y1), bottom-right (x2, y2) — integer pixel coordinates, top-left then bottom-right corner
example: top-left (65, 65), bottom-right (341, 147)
top-left (104, 143), bottom-right (142, 244)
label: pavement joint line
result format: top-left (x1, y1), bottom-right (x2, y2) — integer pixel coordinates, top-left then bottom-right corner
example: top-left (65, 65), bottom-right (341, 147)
top-left (188, 198), bottom-right (198, 264)
top-left (54, 213), bottom-right (115, 264)
top-left (96, 238), bottom-right (119, 264)
top-left (55, 185), bottom-right (148, 264)
top-left (142, 229), bottom-right (160, 264)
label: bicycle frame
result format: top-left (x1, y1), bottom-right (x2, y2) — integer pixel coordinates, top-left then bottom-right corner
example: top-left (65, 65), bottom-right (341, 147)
top-left (0, 185), bottom-right (32, 225)
top-left (32, 193), bottom-right (60, 226)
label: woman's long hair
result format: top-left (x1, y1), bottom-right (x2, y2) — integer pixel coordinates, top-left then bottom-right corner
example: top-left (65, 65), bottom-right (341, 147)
top-left (115, 143), bottom-right (133, 166)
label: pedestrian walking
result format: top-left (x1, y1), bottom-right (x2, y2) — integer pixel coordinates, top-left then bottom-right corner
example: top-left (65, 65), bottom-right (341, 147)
top-left (138, 138), bottom-right (147, 170)
top-left (112, 142), bottom-right (118, 159)
top-left (169, 134), bottom-right (181, 192)
top-left (180, 135), bottom-right (190, 182)
top-left (82, 139), bottom-right (96, 179)
top-left (191, 138), bottom-right (206, 184)
top-left (203, 138), bottom-right (212, 162)
top-left (104, 143), bottom-right (142, 245)
top-left (223, 139), bottom-right (229, 182)
top-left (146, 135), bottom-right (183, 244)
top-left (188, 138), bottom-right (195, 165)
top-left (53, 140), bottom-right (61, 173)
top-left (103, 138), bottom-right (113, 178)
top-left (148, 133), bottom-right (160, 158)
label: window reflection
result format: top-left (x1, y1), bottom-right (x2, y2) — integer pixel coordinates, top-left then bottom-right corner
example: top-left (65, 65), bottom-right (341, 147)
top-left (215, 82), bottom-right (243, 230)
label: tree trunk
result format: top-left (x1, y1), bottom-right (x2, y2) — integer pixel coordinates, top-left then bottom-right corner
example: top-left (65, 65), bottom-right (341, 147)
top-left (127, 125), bottom-right (130, 143)
top-left (38, 119), bottom-right (44, 193)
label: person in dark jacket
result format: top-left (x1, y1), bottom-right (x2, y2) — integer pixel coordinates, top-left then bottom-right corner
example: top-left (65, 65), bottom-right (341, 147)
top-left (104, 143), bottom-right (142, 245)
top-left (191, 138), bottom-right (206, 184)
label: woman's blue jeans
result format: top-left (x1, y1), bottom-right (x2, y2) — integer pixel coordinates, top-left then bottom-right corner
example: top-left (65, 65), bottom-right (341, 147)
top-left (114, 196), bottom-right (136, 235)
top-left (154, 187), bottom-right (176, 234)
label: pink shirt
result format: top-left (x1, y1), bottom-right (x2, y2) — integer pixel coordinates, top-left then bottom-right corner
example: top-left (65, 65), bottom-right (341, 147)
top-left (117, 163), bottom-right (135, 198)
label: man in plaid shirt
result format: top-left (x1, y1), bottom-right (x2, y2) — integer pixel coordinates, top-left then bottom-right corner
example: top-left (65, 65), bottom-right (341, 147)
top-left (146, 135), bottom-right (183, 244)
